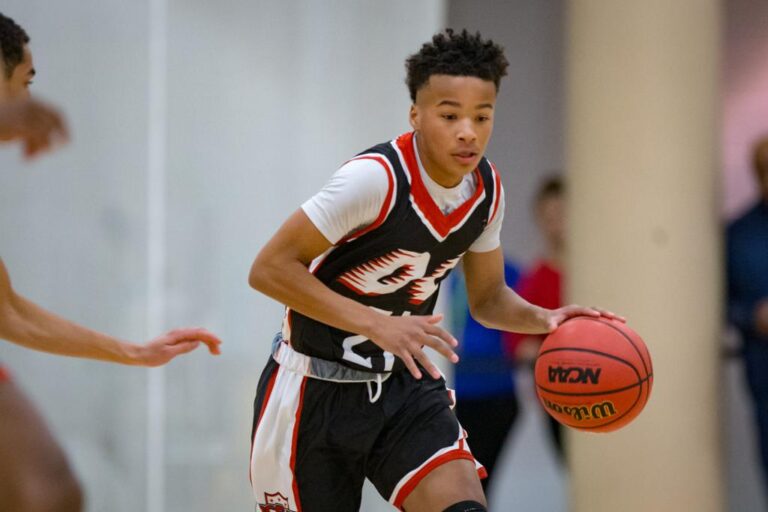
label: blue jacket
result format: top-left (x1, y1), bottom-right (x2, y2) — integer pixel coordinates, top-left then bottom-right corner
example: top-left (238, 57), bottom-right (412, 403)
top-left (727, 201), bottom-right (768, 344)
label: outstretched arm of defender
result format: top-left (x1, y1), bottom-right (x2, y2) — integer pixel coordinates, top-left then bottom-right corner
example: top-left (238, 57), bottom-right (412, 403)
top-left (249, 209), bottom-right (458, 380)
top-left (463, 247), bottom-right (619, 333)
top-left (0, 259), bottom-right (221, 366)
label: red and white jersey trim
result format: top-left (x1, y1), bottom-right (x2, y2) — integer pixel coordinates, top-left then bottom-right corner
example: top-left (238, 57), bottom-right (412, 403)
top-left (337, 153), bottom-right (397, 243)
top-left (392, 132), bottom-right (487, 242)
top-left (488, 162), bottom-right (503, 225)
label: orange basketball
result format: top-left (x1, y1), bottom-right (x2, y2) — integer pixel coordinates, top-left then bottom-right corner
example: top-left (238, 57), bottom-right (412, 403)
top-left (534, 316), bottom-right (653, 433)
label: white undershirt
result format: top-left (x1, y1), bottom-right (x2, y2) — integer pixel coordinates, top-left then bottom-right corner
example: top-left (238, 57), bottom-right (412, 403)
top-left (302, 141), bottom-right (504, 253)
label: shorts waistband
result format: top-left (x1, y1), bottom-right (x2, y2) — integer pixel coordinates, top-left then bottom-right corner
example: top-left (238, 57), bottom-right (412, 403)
top-left (270, 334), bottom-right (392, 383)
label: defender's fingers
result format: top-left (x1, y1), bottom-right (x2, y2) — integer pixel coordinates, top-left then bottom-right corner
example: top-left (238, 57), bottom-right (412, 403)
top-left (168, 328), bottom-right (222, 354)
top-left (167, 340), bottom-right (200, 356)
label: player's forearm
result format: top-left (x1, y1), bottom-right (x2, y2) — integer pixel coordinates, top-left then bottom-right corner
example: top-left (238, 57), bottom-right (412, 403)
top-left (0, 291), bottom-right (141, 364)
top-left (249, 258), bottom-right (385, 339)
top-left (470, 284), bottom-right (550, 334)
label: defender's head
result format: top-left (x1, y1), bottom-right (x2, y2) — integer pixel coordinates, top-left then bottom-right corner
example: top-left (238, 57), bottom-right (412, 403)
top-left (0, 13), bottom-right (33, 101)
top-left (533, 176), bottom-right (566, 250)
top-left (405, 29), bottom-right (508, 187)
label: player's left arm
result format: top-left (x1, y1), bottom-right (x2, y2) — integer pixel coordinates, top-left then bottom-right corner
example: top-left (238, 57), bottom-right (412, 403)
top-left (463, 247), bottom-right (617, 334)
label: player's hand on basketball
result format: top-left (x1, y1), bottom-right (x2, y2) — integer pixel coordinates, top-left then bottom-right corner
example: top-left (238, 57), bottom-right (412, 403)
top-left (0, 97), bottom-right (69, 158)
top-left (368, 314), bottom-right (459, 380)
top-left (546, 305), bottom-right (625, 332)
top-left (133, 327), bottom-right (222, 367)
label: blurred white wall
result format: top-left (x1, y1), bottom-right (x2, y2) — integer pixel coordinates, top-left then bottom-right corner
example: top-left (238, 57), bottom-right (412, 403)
top-left (0, 1), bottom-right (445, 511)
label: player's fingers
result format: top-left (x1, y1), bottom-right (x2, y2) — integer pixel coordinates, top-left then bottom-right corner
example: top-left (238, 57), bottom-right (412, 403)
top-left (424, 322), bottom-right (459, 348)
top-left (562, 306), bottom-right (599, 319)
top-left (592, 307), bottom-right (626, 323)
top-left (425, 314), bottom-right (444, 324)
top-left (412, 348), bottom-right (442, 380)
top-left (399, 351), bottom-right (422, 380)
top-left (421, 333), bottom-right (459, 363)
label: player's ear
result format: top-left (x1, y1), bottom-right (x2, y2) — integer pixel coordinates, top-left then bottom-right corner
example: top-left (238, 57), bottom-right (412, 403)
top-left (409, 104), bottom-right (419, 131)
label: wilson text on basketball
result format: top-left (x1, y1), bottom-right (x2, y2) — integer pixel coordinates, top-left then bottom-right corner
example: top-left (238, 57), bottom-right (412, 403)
top-left (541, 397), bottom-right (617, 422)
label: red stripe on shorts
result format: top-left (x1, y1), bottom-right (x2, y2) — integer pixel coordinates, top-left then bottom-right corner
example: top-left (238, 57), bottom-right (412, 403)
top-left (290, 377), bottom-right (308, 512)
top-left (393, 450), bottom-right (478, 510)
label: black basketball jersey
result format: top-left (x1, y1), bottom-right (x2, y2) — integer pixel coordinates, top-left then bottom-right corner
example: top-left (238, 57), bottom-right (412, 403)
top-left (282, 132), bottom-right (503, 373)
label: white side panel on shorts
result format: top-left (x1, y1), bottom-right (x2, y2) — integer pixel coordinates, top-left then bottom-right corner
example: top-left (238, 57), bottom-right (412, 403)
top-left (250, 366), bottom-right (305, 511)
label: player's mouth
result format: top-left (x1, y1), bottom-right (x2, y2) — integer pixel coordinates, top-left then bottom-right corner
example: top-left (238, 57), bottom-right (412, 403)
top-left (452, 150), bottom-right (478, 166)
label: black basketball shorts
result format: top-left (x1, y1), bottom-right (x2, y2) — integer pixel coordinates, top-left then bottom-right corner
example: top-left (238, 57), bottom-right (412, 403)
top-left (249, 340), bottom-right (485, 512)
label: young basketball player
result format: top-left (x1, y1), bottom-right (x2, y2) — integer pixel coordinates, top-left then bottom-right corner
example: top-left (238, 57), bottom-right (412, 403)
top-left (248, 29), bottom-right (613, 512)
top-left (0, 12), bottom-right (221, 511)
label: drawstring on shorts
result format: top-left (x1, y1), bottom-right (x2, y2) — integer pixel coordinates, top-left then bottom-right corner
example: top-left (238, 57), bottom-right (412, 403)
top-left (367, 373), bottom-right (384, 403)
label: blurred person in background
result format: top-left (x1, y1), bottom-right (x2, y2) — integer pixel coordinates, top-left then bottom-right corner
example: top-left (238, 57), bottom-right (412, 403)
top-left (727, 136), bottom-right (768, 495)
top-left (449, 258), bottom-right (521, 494)
top-left (0, 12), bottom-right (221, 511)
top-left (504, 176), bottom-right (566, 462)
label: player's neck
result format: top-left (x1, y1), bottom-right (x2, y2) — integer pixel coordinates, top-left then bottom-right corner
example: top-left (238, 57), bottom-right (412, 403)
top-left (414, 134), bottom-right (463, 189)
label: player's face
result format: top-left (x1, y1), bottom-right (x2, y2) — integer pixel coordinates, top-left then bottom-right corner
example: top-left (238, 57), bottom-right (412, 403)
top-left (0, 45), bottom-right (35, 101)
top-left (409, 74), bottom-right (496, 187)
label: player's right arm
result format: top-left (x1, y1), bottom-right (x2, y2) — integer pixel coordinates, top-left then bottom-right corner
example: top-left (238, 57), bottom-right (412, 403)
top-left (248, 163), bottom-right (458, 380)
top-left (0, 258), bottom-right (222, 366)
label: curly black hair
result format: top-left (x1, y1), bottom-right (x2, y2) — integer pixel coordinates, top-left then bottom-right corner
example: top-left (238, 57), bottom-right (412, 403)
top-left (405, 29), bottom-right (508, 102)
top-left (0, 13), bottom-right (29, 79)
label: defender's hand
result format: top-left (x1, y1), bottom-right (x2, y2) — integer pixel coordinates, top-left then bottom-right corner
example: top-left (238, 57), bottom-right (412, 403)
top-left (131, 327), bottom-right (222, 367)
top-left (367, 314), bottom-right (459, 380)
top-left (0, 98), bottom-right (69, 158)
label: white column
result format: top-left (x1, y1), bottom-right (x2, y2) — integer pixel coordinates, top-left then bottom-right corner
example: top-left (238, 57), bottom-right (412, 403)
top-left (566, 1), bottom-right (723, 511)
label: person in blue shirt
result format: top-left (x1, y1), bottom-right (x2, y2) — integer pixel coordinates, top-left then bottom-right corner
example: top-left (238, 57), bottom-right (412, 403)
top-left (449, 260), bottom-right (520, 493)
top-left (727, 136), bottom-right (768, 494)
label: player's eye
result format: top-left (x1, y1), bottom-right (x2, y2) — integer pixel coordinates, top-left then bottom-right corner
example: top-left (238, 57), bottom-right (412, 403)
top-left (441, 113), bottom-right (457, 121)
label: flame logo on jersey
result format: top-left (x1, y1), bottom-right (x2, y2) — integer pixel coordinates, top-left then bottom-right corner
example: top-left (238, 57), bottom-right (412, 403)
top-left (408, 256), bottom-right (460, 305)
top-left (337, 249), bottom-right (459, 304)
top-left (337, 249), bottom-right (429, 296)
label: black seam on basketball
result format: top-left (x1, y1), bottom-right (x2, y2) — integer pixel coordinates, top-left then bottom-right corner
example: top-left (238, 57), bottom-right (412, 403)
top-left (580, 317), bottom-right (650, 377)
top-left (588, 317), bottom-right (652, 401)
top-left (538, 346), bottom-right (638, 369)
top-left (536, 374), bottom-right (652, 397)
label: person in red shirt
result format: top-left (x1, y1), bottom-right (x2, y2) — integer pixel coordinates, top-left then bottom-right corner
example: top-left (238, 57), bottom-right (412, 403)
top-left (505, 176), bottom-right (566, 460)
